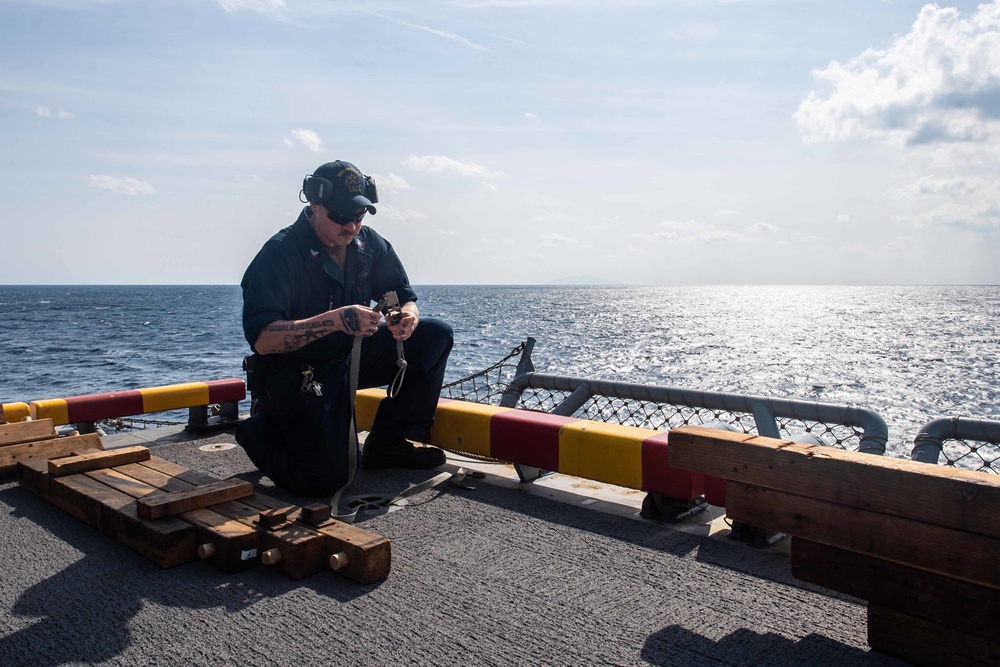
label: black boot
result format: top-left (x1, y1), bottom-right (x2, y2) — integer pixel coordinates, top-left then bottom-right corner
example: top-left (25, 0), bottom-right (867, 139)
top-left (362, 432), bottom-right (446, 469)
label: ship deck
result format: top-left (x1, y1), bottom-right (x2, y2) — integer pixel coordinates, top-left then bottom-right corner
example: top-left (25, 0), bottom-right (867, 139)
top-left (0, 425), bottom-right (906, 666)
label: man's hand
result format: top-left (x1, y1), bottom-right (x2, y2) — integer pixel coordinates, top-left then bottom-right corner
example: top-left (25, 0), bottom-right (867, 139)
top-left (338, 305), bottom-right (381, 337)
top-left (388, 302), bottom-right (419, 341)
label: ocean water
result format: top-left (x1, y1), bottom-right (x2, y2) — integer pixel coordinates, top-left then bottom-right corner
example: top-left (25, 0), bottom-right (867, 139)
top-left (1, 284), bottom-right (997, 458)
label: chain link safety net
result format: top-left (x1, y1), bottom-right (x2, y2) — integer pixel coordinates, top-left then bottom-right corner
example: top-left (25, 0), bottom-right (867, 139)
top-left (511, 389), bottom-right (866, 451)
top-left (940, 438), bottom-right (1000, 474)
top-left (440, 340), bottom-right (866, 452)
top-left (441, 342), bottom-right (527, 406)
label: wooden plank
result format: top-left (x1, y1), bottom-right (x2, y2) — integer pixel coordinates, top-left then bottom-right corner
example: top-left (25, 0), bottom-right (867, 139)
top-left (113, 461), bottom-right (193, 494)
top-left (135, 479), bottom-right (253, 520)
top-left (125, 459), bottom-right (327, 579)
top-left (727, 482), bottom-right (1000, 590)
top-left (0, 419), bottom-right (57, 446)
top-left (138, 455), bottom-right (219, 485)
top-left (0, 433), bottom-right (103, 475)
top-left (296, 503), bottom-right (391, 585)
top-left (791, 538), bottom-right (1000, 642)
top-left (48, 446), bottom-right (150, 477)
top-left (668, 425), bottom-right (1000, 540)
top-left (868, 605), bottom-right (1000, 667)
top-left (85, 467), bottom-right (260, 573)
top-left (17, 458), bottom-right (196, 567)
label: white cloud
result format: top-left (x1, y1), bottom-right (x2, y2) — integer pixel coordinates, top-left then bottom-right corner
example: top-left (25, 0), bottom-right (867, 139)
top-left (749, 221), bottom-right (780, 233)
top-left (217, 0), bottom-right (285, 13)
top-left (405, 155), bottom-right (503, 180)
top-left (716, 208), bottom-right (737, 215)
top-left (539, 232), bottom-right (580, 245)
top-left (374, 204), bottom-right (427, 222)
top-left (836, 213), bottom-right (851, 223)
top-left (364, 11), bottom-right (492, 53)
top-left (286, 128), bottom-right (323, 152)
top-left (371, 172), bottom-right (414, 195)
top-left (795, 1), bottom-right (1000, 147)
top-left (890, 175), bottom-right (987, 198)
top-left (35, 106), bottom-right (73, 120)
top-left (88, 175), bottom-right (155, 196)
top-left (888, 175), bottom-right (1000, 229)
top-left (629, 219), bottom-right (745, 242)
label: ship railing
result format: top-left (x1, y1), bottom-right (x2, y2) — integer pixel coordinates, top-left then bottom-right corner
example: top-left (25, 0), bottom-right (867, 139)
top-left (441, 337), bottom-right (890, 541)
top-left (444, 337), bottom-right (889, 455)
top-left (911, 417), bottom-right (1000, 475)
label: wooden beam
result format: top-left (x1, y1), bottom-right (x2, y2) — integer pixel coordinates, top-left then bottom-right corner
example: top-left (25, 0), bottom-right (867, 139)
top-left (85, 466), bottom-right (260, 573)
top-left (47, 446), bottom-right (150, 477)
top-left (297, 503), bottom-right (391, 585)
top-left (668, 425), bottom-right (1000, 540)
top-left (868, 605), bottom-right (1000, 667)
top-left (17, 457), bottom-right (196, 568)
top-left (727, 482), bottom-right (1000, 590)
top-left (135, 479), bottom-right (254, 520)
top-left (0, 433), bottom-right (103, 476)
top-left (0, 419), bottom-right (57, 446)
top-left (130, 458), bottom-right (336, 580)
top-left (791, 538), bottom-right (999, 642)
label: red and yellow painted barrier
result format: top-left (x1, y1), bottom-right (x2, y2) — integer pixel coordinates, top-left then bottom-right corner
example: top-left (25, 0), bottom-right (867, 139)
top-left (356, 388), bottom-right (704, 502)
top-left (28, 378), bottom-right (246, 426)
top-left (1, 402), bottom-right (31, 423)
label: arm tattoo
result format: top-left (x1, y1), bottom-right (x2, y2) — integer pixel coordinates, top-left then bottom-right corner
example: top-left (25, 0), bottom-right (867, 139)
top-left (266, 318), bottom-right (340, 353)
top-left (340, 309), bottom-right (362, 334)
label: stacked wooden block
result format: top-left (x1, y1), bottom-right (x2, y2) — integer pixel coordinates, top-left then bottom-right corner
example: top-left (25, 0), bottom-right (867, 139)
top-left (668, 425), bottom-right (1000, 667)
top-left (3, 419), bottom-right (388, 584)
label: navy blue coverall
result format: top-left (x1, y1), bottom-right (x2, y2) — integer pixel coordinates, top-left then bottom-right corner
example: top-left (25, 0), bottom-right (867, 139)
top-left (236, 208), bottom-right (454, 496)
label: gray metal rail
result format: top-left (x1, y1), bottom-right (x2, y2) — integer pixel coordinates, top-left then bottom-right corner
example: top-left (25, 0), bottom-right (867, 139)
top-left (500, 372), bottom-right (889, 455)
top-left (911, 417), bottom-right (1000, 472)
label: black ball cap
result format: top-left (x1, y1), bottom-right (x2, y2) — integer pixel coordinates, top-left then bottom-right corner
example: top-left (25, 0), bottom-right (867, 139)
top-left (311, 160), bottom-right (377, 215)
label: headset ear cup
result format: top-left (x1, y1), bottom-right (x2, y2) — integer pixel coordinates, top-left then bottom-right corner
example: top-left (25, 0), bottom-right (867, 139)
top-left (365, 175), bottom-right (379, 204)
top-left (302, 175), bottom-right (333, 204)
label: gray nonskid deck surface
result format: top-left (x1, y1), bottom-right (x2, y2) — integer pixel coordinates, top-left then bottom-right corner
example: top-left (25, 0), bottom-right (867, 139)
top-left (0, 429), bottom-right (907, 667)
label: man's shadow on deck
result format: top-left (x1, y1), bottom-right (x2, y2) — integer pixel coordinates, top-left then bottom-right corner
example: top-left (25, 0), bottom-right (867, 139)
top-left (0, 484), bottom-right (375, 667)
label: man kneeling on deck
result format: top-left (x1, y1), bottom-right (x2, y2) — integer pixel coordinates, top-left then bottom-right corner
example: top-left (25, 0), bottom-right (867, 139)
top-left (236, 160), bottom-right (453, 496)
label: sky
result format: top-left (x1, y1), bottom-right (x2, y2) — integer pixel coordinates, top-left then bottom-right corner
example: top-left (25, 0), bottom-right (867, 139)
top-left (1, 0), bottom-right (998, 286)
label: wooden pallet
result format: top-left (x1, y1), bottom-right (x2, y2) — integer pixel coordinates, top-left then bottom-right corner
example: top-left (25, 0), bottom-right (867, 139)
top-left (17, 447), bottom-right (391, 583)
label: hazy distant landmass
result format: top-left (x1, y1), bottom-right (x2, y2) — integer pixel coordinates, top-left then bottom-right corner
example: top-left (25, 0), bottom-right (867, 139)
top-left (547, 276), bottom-right (624, 286)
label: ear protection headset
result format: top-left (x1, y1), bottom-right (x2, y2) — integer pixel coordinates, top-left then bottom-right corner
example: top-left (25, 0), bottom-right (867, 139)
top-left (300, 172), bottom-right (379, 206)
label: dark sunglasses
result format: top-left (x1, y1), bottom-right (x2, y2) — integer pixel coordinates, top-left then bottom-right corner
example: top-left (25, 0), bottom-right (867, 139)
top-left (326, 208), bottom-right (367, 226)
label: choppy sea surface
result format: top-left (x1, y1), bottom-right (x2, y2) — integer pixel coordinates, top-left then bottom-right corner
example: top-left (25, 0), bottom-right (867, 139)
top-left (1, 285), bottom-right (997, 458)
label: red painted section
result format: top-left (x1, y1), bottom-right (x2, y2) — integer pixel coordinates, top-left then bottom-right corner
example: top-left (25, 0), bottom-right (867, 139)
top-left (490, 410), bottom-right (577, 471)
top-left (65, 391), bottom-right (145, 423)
top-left (704, 475), bottom-right (726, 507)
top-left (206, 378), bottom-right (247, 403)
top-left (640, 432), bottom-right (704, 500)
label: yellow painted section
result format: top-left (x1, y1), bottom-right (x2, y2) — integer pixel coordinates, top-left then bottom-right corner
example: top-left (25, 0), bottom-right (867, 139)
top-left (558, 420), bottom-right (645, 490)
top-left (30, 399), bottom-right (69, 426)
top-left (355, 388), bottom-right (386, 431)
top-left (430, 401), bottom-right (511, 457)
top-left (2, 402), bottom-right (31, 423)
top-left (141, 383), bottom-right (210, 413)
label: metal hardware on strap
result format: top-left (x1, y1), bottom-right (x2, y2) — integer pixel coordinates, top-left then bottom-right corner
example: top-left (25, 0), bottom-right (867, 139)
top-left (375, 290), bottom-right (407, 399)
